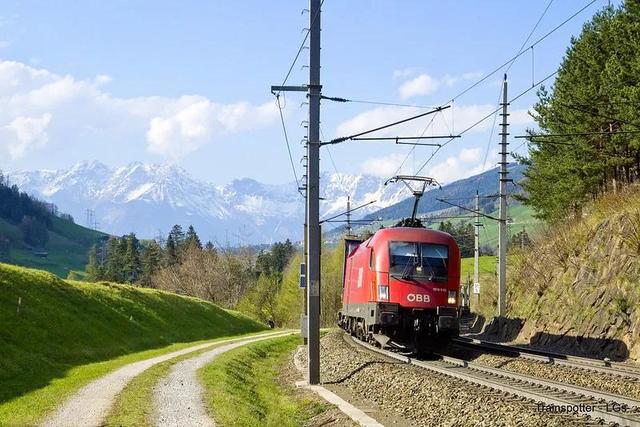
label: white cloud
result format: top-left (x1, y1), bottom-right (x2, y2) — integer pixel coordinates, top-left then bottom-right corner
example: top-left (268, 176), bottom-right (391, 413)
top-left (360, 153), bottom-right (410, 177)
top-left (396, 71), bottom-right (485, 99)
top-left (360, 147), bottom-right (497, 184)
top-left (0, 60), bottom-right (279, 161)
top-left (393, 67), bottom-right (418, 80)
top-left (399, 74), bottom-right (439, 99)
top-left (459, 147), bottom-right (481, 163)
top-left (421, 149), bottom-right (497, 184)
top-left (462, 71), bottom-right (483, 80)
top-left (2, 113), bottom-right (52, 159)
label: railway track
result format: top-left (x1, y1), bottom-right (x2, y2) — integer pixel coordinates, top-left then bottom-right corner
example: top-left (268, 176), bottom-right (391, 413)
top-left (453, 336), bottom-right (640, 381)
top-left (348, 334), bottom-right (640, 426)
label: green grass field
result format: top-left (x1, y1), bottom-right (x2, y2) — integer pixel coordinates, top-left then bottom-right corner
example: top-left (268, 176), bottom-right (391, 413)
top-left (0, 215), bottom-right (107, 277)
top-left (0, 263), bottom-right (266, 425)
top-left (200, 335), bottom-right (326, 427)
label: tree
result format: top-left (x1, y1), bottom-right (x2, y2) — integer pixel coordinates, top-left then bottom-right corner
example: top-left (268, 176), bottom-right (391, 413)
top-left (510, 228), bottom-right (533, 250)
top-left (85, 244), bottom-right (103, 282)
top-left (520, 3), bottom-right (640, 220)
top-left (19, 216), bottom-right (49, 247)
top-left (185, 225), bottom-right (202, 250)
top-left (0, 236), bottom-right (10, 260)
top-left (168, 225), bottom-right (185, 248)
top-left (165, 234), bottom-right (178, 265)
top-left (438, 221), bottom-right (474, 257)
top-left (122, 233), bottom-right (141, 283)
top-left (104, 237), bottom-right (124, 282)
top-left (140, 240), bottom-right (163, 287)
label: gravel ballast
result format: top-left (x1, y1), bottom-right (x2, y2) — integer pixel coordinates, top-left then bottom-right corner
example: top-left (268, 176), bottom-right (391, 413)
top-left (311, 332), bottom-right (586, 426)
top-left (446, 345), bottom-right (640, 400)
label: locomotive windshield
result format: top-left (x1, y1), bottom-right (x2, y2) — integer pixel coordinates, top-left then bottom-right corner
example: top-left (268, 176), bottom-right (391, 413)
top-left (389, 242), bottom-right (448, 282)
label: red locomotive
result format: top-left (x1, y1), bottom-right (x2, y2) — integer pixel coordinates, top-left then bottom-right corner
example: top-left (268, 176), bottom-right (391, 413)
top-left (338, 176), bottom-right (461, 353)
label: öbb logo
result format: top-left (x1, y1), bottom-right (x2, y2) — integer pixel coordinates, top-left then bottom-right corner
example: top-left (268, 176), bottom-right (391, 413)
top-left (407, 293), bottom-right (430, 303)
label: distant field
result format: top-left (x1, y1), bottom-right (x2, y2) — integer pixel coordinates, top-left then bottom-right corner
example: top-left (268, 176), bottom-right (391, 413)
top-left (425, 203), bottom-right (542, 250)
top-left (0, 263), bottom-right (265, 425)
top-left (331, 203), bottom-right (543, 251)
top-left (0, 215), bottom-right (106, 277)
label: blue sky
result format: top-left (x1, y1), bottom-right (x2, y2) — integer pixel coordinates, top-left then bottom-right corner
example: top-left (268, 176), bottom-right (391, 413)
top-left (0, 0), bottom-right (613, 186)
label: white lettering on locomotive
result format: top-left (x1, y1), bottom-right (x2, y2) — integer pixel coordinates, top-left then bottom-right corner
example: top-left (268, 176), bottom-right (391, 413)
top-left (407, 293), bottom-right (430, 303)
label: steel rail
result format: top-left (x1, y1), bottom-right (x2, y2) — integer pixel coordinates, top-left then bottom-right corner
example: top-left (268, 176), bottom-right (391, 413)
top-left (454, 337), bottom-right (640, 380)
top-left (348, 335), bottom-right (640, 427)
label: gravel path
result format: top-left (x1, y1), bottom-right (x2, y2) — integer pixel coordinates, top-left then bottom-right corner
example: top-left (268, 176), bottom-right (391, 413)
top-left (313, 331), bottom-right (585, 426)
top-left (42, 331), bottom-right (287, 427)
top-left (153, 331), bottom-right (293, 427)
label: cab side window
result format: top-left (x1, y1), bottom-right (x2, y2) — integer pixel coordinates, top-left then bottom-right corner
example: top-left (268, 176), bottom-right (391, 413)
top-left (369, 249), bottom-right (375, 270)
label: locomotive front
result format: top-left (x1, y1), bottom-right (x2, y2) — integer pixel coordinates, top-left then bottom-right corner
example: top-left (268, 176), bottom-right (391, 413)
top-left (340, 227), bottom-right (460, 352)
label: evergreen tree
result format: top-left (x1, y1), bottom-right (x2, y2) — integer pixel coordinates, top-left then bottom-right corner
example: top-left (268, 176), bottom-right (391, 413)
top-left (85, 244), bottom-right (103, 281)
top-left (104, 237), bottom-right (124, 282)
top-left (140, 240), bottom-right (163, 287)
top-left (168, 224), bottom-right (185, 247)
top-left (165, 233), bottom-right (178, 265)
top-left (185, 225), bottom-right (202, 250)
top-left (510, 228), bottom-right (533, 250)
top-left (122, 233), bottom-right (142, 283)
top-left (520, 3), bottom-right (640, 219)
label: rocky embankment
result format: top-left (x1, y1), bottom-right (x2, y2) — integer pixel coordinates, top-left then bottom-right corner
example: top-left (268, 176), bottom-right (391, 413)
top-left (505, 188), bottom-right (640, 361)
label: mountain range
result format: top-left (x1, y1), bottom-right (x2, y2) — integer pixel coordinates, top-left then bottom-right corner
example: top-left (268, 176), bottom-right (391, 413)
top-left (8, 161), bottom-right (409, 244)
top-left (8, 161), bottom-right (526, 244)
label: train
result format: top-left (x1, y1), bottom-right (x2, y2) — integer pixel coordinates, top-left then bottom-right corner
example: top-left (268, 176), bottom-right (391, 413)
top-left (338, 225), bottom-right (461, 353)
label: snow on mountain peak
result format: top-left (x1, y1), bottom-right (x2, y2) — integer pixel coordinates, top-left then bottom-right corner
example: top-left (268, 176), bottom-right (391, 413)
top-left (9, 161), bottom-right (408, 243)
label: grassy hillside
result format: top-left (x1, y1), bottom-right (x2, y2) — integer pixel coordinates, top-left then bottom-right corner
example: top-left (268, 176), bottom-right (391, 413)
top-left (506, 186), bottom-right (640, 360)
top-left (0, 263), bottom-right (265, 418)
top-left (0, 215), bottom-right (106, 277)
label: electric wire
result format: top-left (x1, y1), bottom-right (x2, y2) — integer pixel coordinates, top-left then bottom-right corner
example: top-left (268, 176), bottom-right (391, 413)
top-left (276, 95), bottom-right (304, 197)
top-left (275, 0), bottom-right (324, 96)
top-left (445, 0), bottom-right (598, 105)
top-left (414, 70), bottom-right (559, 176)
top-left (505, 0), bottom-right (555, 73)
top-left (478, 85), bottom-right (504, 191)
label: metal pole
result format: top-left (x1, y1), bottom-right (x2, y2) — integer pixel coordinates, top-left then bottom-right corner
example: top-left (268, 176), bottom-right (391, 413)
top-left (346, 196), bottom-right (351, 236)
top-left (498, 74), bottom-right (509, 317)
top-left (303, 218), bottom-right (308, 344)
top-left (474, 191), bottom-right (480, 310)
top-left (306, 0), bottom-right (322, 385)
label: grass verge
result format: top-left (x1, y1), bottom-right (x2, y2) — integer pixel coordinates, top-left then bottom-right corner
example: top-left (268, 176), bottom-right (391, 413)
top-left (199, 335), bottom-right (327, 427)
top-left (0, 263), bottom-right (265, 425)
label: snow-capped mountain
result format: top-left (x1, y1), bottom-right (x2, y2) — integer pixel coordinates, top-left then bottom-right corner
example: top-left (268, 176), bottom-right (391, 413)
top-left (8, 161), bottom-right (408, 244)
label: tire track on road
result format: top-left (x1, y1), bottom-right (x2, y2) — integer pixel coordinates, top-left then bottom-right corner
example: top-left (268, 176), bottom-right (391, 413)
top-left (42, 331), bottom-right (289, 427)
top-left (153, 331), bottom-right (294, 427)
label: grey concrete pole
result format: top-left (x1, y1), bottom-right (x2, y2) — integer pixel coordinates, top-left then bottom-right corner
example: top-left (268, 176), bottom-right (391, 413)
top-left (474, 191), bottom-right (480, 310)
top-left (498, 75), bottom-right (509, 317)
top-left (307, 0), bottom-right (322, 385)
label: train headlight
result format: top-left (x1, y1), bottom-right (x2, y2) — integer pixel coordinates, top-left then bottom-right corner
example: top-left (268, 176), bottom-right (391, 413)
top-left (378, 285), bottom-right (389, 301)
top-left (447, 290), bottom-right (457, 305)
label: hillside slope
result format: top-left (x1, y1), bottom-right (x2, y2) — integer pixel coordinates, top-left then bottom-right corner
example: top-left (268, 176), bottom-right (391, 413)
top-left (0, 263), bottom-right (265, 408)
top-left (506, 187), bottom-right (640, 360)
top-left (1, 215), bottom-right (107, 277)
